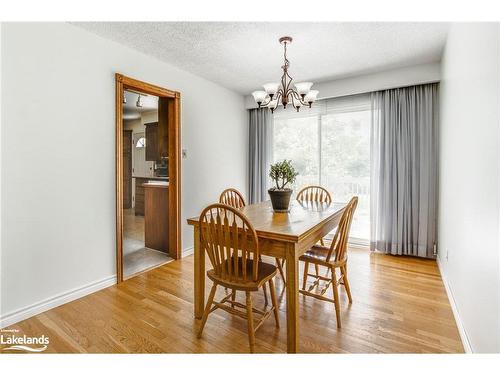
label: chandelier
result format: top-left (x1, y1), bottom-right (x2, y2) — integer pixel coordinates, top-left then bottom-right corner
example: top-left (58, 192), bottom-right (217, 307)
top-left (252, 36), bottom-right (319, 113)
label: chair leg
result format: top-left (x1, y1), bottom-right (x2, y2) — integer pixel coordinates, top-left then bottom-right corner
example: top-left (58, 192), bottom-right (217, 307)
top-left (231, 289), bottom-right (236, 307)
top-left (341, 265), bottom-right (353, 303)
top-left (259, 254), bottom-right (269, 304)
top-left (276, 258), bottom-right (286, 287)
top-left (331, 268), bottom-right (341, 328)
top-left (302, 261), bottom-right (309, 290)
top-left (262, 282), bottom-right (269, 305)
top-left (198, 283), bottom-right (217, 338)
top-left (314, 263), bottom-right (320, 277)
top-left (269, 279), bottom-right (280, 328)
top-left (245, 292), bottom-right (256, 353)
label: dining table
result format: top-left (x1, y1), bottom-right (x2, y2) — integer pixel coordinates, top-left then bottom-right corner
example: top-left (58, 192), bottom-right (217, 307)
top-left (187, 199), bottom-right (348, 353)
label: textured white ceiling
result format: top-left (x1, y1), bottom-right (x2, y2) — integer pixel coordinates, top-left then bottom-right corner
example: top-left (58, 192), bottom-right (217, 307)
top-left (74, 22), bottom-right (449, 94)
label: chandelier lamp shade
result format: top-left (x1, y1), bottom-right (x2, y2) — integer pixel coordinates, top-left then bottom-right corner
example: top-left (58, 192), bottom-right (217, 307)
top-left (252, 36), bottom-right (319, 113)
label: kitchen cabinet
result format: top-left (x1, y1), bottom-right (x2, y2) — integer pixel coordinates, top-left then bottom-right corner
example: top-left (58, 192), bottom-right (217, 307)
top-left (145, 100), bottom-right (168, 162)
top-left (157, 98), bottom-right (169, 160)
top-left (145, 122), bottom-right (158, 161)
top-left (134, 176), bottom-right (169, 216)
top-left (144, 182), bottom-right (170, 255)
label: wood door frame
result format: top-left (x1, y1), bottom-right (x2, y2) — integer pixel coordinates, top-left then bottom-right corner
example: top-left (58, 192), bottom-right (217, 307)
top-left (122, 129), bottom-right (133, 209)
top-left (115, 73), bottom-right (182, 283)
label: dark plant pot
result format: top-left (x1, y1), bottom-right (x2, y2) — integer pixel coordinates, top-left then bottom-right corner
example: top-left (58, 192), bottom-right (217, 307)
top-left (268, 188), bottom-right (293, 213)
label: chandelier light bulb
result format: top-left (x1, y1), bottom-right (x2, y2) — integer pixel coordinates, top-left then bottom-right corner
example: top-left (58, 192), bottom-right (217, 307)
top-left (293, 98), bottom-right (303, 112)
top-left (263, 83), bottom-right (280, 96)
top-left (268, 99), bottom-right (278, 113)
top-left (294, 82), bottom-right (313, 96)
top-left (252, 91), bottom-right (268, 106)
top-left (304, 90), bottom-right (319, 106)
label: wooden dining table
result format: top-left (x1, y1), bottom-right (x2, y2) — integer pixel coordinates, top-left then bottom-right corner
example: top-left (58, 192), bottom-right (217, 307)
top-left (187, 199), bottom-right (348, 353)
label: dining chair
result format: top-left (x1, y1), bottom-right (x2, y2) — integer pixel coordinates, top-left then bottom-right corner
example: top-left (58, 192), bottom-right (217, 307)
top-left (296, 185), bottom-right (333, 276)
top-left (299, 196), bottom-right (358, 328)
top-left (219, 188), bottom-right (287, 288)
top-left (197, 203), bottom-right (280, 353)
top-left (219, 188), bottom-right (246, 209)
top-left (296, 185), bottom-right (332, 205)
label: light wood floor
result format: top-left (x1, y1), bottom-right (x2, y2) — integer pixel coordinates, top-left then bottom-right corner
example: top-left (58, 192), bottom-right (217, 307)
top-left (2, 248), bottom-right (464, 353)
top-left (123, 208), bottom-right (145, 254)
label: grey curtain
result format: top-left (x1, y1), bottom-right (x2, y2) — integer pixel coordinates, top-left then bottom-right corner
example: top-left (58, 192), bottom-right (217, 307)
top-left (248, 108), bottom-right (273, 204)
top-left (370, 83), bottom-right (439, 258)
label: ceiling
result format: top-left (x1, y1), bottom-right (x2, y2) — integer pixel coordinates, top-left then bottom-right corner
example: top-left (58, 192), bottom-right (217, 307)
top-left (123, 90), bottom-right (158, 120)
top-left (75, 22), bottom-right (449, 95)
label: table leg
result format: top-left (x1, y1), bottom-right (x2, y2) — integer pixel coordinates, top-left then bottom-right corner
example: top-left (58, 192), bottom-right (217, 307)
top-left (193, 225), bottom-right (205, 319)
top-left (285, 244), bottom-right (299, 353)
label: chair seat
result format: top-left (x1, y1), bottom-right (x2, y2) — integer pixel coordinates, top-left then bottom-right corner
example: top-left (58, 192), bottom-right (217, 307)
top-left (299, 245), bottom-right (346, 267)
top-left (207, 257), bottom-right (277, 291)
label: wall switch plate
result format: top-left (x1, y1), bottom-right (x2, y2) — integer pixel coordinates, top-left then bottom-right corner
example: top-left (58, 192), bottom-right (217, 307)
top-left (182, 149), bottom-right (187, 159)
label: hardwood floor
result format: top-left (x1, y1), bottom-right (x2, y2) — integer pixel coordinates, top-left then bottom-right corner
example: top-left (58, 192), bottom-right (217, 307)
top-left (2, 248), bottom-right (464, 353)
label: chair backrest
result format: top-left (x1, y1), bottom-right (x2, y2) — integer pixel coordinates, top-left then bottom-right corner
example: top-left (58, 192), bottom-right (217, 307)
top-left (326, 197), bottom-right (358, 263)
top-left (219, 188), bottom-right (246, 209)
top-left (296, 185), bottom-right (332, 204)
top-left (199, 203), bottom-right (259, 282)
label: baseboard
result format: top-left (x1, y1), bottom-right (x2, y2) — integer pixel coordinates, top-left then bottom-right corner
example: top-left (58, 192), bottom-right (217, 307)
top-left (0, 275), bottom-right (116, 329)
top-left (436, 257), bottom-right (473, 353)
top-left (2, 247), bottom-right (195, 329)
top-left (182, 246), bottom-right (194, 257)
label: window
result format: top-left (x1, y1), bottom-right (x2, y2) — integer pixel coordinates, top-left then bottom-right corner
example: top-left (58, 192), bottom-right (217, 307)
top-left (273, 115), bottom-right (319, 190)
top-left (272, 94), bottom-right (371, 241)
top-left (135, 137), bottom-right (146, 148)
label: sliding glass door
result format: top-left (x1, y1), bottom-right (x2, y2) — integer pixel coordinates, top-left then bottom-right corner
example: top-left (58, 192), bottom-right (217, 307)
top-left (272, 94), bottom-right (371, 241)
top-left (273, 115), bottom-right (320, 189)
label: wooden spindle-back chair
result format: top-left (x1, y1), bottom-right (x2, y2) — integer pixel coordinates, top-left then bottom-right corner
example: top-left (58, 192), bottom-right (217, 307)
top-left (219, 188), bottom-right (246, 209)
top-left (296, 185), bottom-right (332, 204)
top-left (296, 185), bottom-right (333, 275)
top-left (299, 196), bottom-right (358, 328)
top-left (197, 203), bottom-right (280, 353)
top-left (219, 188), bottom-right (287, 288)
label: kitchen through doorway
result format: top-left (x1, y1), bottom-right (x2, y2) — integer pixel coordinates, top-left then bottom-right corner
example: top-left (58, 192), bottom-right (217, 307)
top-left (116, 74), bottom-right (181, 282)
top-left (122, 90), bottom-right (171, 278)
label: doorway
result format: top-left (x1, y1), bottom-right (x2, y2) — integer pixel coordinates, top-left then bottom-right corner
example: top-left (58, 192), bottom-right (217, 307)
top-left (115, 74), bottom-right (181, 283)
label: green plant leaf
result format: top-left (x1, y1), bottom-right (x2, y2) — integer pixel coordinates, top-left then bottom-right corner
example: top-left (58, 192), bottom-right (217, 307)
top-left (269, 159), bottom-right (299, 189)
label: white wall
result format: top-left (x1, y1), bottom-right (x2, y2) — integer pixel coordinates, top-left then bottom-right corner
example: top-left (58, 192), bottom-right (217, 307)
top-left (498, 28), bottom-right (500, 349)
top-left (0, 23), bottom-right (247, 324)
top-left (0, 23), bottom-right (3, 320)
top-left (244, 62), bottom-right (441, 108)
top-left (438, 23), bottom-right (500, 353)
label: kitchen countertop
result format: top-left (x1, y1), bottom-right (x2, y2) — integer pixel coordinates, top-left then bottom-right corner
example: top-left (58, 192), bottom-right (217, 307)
top-left (133, 175), bottom-right (169, 180)
top-left (142, 181), bottom-right (169, 189)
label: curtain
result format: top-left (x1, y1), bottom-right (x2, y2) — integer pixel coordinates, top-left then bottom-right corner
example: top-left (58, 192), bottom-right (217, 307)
top-left (248, 108), bottom-right (273, 204)
top-left (370, 83), bottom-right (439, 258)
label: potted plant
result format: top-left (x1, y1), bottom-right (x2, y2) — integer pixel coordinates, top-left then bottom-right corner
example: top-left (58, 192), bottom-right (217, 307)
top-left (268, 159), bottom-right (299, 213)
